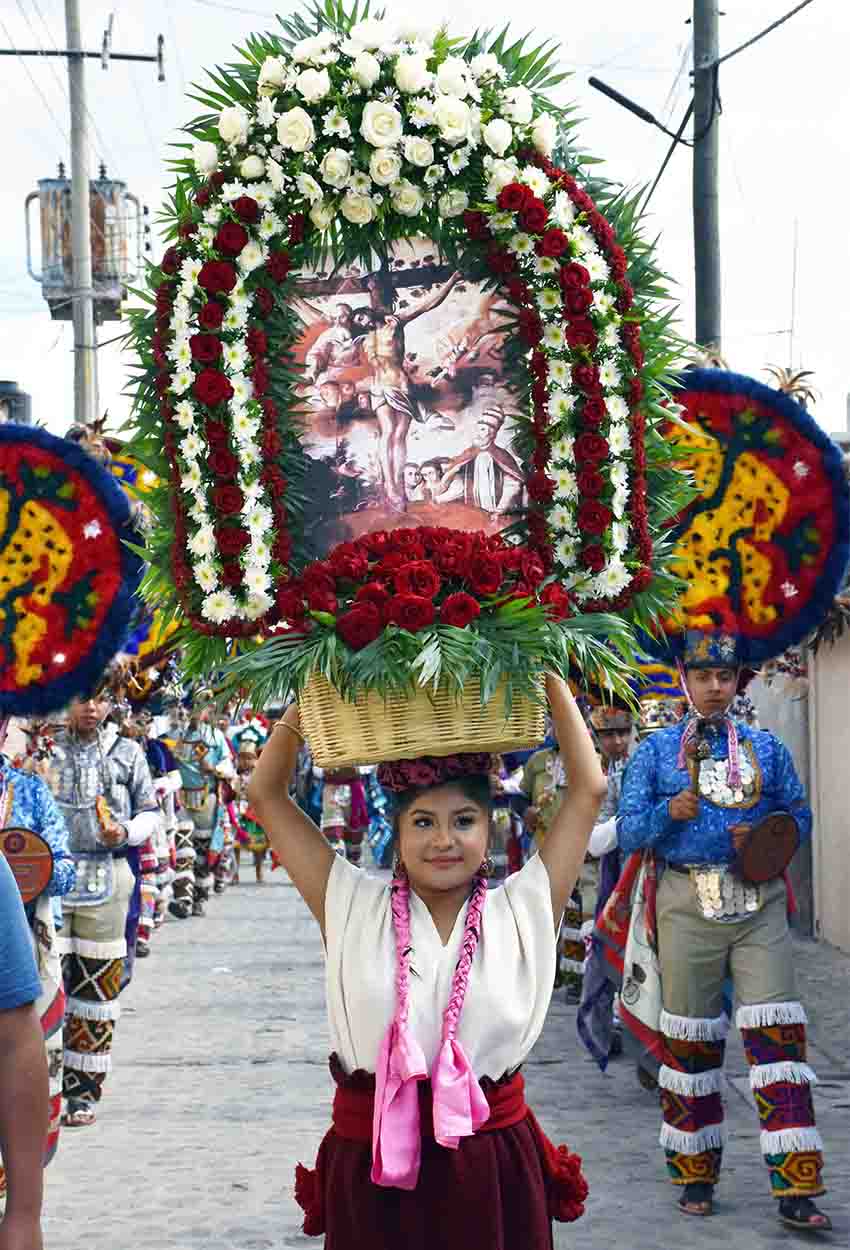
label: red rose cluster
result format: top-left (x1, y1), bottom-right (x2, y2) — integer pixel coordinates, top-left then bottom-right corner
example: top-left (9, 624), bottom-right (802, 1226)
top-left (275, 526), bottom-right (573, 652)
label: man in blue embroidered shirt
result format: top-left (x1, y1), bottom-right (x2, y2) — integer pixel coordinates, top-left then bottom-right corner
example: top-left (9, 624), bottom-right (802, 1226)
top-left (618, 630), bottom-right (830, 1233)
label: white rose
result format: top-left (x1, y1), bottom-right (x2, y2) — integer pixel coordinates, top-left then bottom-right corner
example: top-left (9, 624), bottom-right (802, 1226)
top-left (483, 118), bottom-right (513, 156)
top-left (239, 154), bottom-right (265, 180)
top-left (296, 67), bottom-right (331, 103)
top-left (258, 56), bottom-right (287, 93)
top-left (360, 100), bottom-right (403, 147)
top-left (351, 50), bottom-right (381, 88)
top-left (436, 57), bottom-right (470, 98)
top-left (348, 19), bottom-right (387, 50)
top-left (310, 201), bottom-right (335, 230)
top-left (320, 147), bottom-right (352, 189)
top-left (501, 85), bottom-right (534, 125)
top-left (394, 52), bottom-right (431, 94)
top-left (340, 190), bottom-right (376, 224)
top-left (218, 104), bottom-right (249, 146)
top-left (296, 172), bottom-right (324, 204)
top-left (403, 135), bottom-right (434, 167)
top-left (434, 95), bottom-right (471, 146)
top-left (369, 147), bottom-right (403, 186)
top-left (395, 18), bottom-right (436, 44)
top-left (485, 157), bottom-right (519, 199)
top-left (239, 241), bottom-right (266, 272)
top-left (292, 35), bottom-right (320, 64)
top-left (192, 140), bottom-right (219, 176)
top-left (276, 107), bottom-right (315, 152)
top-left (470, 52), bottom-right (501, 80)
top-left (391, 180), bottom-right (425, 217)
top-left (438, 188), bottom-right (469, 218)
top-left (531, 112), bottom-right (558, 156)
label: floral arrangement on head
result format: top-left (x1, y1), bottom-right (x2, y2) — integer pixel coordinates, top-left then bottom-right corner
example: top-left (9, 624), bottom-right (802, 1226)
top-left (128, 1), bottom-right (690, 704)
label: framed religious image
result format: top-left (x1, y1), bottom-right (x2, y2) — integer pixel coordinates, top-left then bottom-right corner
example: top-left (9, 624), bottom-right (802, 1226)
top-left (291, 240), bottom-right (526, 556)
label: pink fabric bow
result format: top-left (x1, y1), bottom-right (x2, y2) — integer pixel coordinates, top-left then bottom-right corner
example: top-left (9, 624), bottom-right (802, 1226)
top-left (431, 1036), bottom-right (491, 1149)
top-left (370, 1018), bottom-right (428, 1189)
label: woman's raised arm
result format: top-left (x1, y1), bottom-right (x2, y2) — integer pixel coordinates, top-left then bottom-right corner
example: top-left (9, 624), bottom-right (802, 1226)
top-left (247, 704), bottom-right (334, 932)
top-left (538, 675), bottom-right (607, 929)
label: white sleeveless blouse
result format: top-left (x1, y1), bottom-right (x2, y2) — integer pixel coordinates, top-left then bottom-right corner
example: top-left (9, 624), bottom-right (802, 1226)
top-left (324, 853), bottom-right (556, 1078)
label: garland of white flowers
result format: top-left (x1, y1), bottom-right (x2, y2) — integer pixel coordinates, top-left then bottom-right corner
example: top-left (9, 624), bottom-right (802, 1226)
top-left (154, 15), bottom-right (649, 625)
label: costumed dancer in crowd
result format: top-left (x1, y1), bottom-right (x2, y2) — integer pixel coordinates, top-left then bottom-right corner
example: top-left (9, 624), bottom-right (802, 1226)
top-left (115, 713), bottom-right (161, 960)
top-left (172, 703), bottom-right (235, 916)
top-left (319, 766), bottom-right (370, 865)
top-left (0, 718), bottom-right (75, 1204)
top-left (139, 719), bottom-right (182, 934)
top-left (575, 701), bottom-right (635, 1062)
top-left (53, 695), bottom-right (160, 1128)
top-left (248, 676), bottom-right (603, 1247)
top-left (618, 630), bottom-right (831, 1231)
top-left (232, 739), bottom-right (270, 884)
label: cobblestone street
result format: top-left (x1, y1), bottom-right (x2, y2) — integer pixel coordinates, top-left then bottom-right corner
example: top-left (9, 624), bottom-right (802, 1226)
top-left (43, 871), bottom-right (848, 1249)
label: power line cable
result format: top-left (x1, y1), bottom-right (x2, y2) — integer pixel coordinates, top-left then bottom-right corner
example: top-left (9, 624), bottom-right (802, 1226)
top-left (717, 0), bottom-right (817, 66)
top-left (0, 13), bottom-right (69, 143)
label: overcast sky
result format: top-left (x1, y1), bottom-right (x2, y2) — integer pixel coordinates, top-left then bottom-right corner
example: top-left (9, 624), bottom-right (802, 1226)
top-left (1, 0), bottom-right (847, 437)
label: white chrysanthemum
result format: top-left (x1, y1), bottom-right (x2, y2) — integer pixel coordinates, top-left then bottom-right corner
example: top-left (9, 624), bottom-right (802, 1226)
top-left (612, 489), bottom-right (629, 520)
top-left (489, 211), bottom-right (513, 233)
top-left (508, 232), bottom-right (534, 256)
top-left (550, 503), bottom-right (573, 531)
top-left (179, 256), bottom-right (203, 284)
top-left (259, 213), bottom-right (284, 240)
top-left (537, 287), bottom-right (561, 313)
top-left (447, 148), bottom-right (470, 174)
top-left (197, 225), bottom-right (215, 247)
top-left (610, 462), bottom-right (629, 490)
top-left (222, 342), bottom-right (249, 372)
top-left (553, 467), bottom-right (577, 497)
top-left (188, 500), bottom-right (209, 525)
top-left (239, 241), bottom-right (267, 273)
top-left (349, 169), bottom-right (372, 194)
top-left (543, 324), bottom-right (566, 350)
top-left (229, 374), bottom-right (253, 405)
top-left (168, 339), bottom-right (192, 369)
top-left (605, 395), bottom-right (629, 422)
top-left (409, 96), bottom-right (435, 128)
top-left (424, 164), bottom-right (445, 186)
top-left (241, 445), bottom-right (260, 469)
top-left (520, 165), bottom-right (550, 197)
top-left (551, 437), bottom-right (574, 464)
top-left (221, 181), bottom-right (247, 204)
top-left (594, 562), bottom-right (632, 597)
top-left (245, 504), bottom-right (273, 534)
top-left (584, 252), bottom-right (611, 283)
top-left (180, 432), bottom-right (204, 460)
top-left (611, 520), bottom-right (630, 553)
top-left (297, 172), bottom-right (324, 203)
top-left (601, 324), bottom-right (620, 349)
top-left (181, 464), bottom-right (203, 492)
top-left (599, 361), bottom-right (622, 391)
top-left (534, 255), bottom-right (560, 277)
top-left (223, 306), bottom-right (250, 332)
top-left (571, 226), bottom-right (596, 255)
top-left (608, 422), bottom-right (630, 456)
top-left (550, 390), bottom-right (575, 419)
top-left (245, 536), bottom-right (272, 566)
top-left (171, 369), bottom-right (194, 396)
top-left (243, 565), bottom-right (272, 596)
top-left (202, 589), bottom-right (239, 623)
top-left (188, 525), bottom-right (217, 559)
top-left (232, 411), bottom-right (260, 441)
top-left (549, 361), bottom-right (571, 387)
top-left (555, 535), bottom-right (578, 566)
top-left (321, 107), bottom-right (352, 140)
top-left (593, 291), bottom-right (616, 318)
top-left (244, 590), bottom-right (274, 620)
top-left (550, 191), bottom-right (575, 228)
top-left (203, 206), bottom-right (223, 227)
top-left (195, 562), bottom-right (219, 593)
top-left (174, 400), bottom-right (195, 429)
top-left (256, 95), bottom-right (278, 128)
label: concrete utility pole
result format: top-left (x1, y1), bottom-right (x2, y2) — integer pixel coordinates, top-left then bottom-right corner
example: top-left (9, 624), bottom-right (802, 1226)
top-left (65, 0), bottom-right (97, 427)
top-left (692, 0), bottom-right (721, 350)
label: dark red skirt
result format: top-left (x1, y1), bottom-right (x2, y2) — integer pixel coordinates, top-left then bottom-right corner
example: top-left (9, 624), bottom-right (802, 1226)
top-left (302, 1057), bottom-right (556, 1250)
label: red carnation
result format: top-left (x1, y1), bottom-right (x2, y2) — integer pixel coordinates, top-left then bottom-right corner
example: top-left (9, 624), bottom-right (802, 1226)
top-left (632, 566), bottom-right (653, 592)
top-left (391, 530), bottom-right (427, 556)
top-left (216, 526), bottom-right (250, 556)
top-left (307, 589), bottom-right (338, 616)
top-left (565, 319), bottom-right (598, 350)
top-left (578, 500), bottom-right (612, 535)
top-left (363, 530), bottom-right (393, 558)
top-left (576, 468), bottom-right (604, 497)
top-left (266, 251), bottom-right (292, 283)
top-left (565, 287), bottom-right (593, 315)
top-left (520, 197), bottom-right (549, 233)
top-left (210, 171), bottom-right (227, 190)
top-left (336, 603), bottom-right (383, 651)
top-left (273, 530), bottom-right (292, 563)
top-left (276, 587), bottom-right (306, 622)
top-left (463, 210), bottom-right (492, 242)
top-left (574, 433), bottom-right (610, 464)
top-left (580, 544), bottom-right (606, 573)
top-left (467, 554), bottom-right (504, 597)
top-left (193, 368), bottom-right (234, 407)
top-left (520, 551), bottom-right (547, 587)
top-left (178, 220), bottom-right (198, 240)
top-left (260, 464), bottom-right (286, 492)
top-left (527, 470), bottom-right (556, 504)
top-left (572, 364), bottom-right (600, 392)
top-left (395, 560), bottom-right (441, 599)
top-left (198, 302), bottom-right (225, 331)
top-left (214, 221), bottom-right (249, 257)
top-left (208, 448), bottom-right (239, 479)
top-left (375, 552), bottom-right (407, 578)
top-left (386, 594), bottom-right (436, 633)
top-left (212, 484), bottom-right (245, 516)
top-left (356, 582), bottom-right (391, 618)
top-left (233, 195), bottom-right (261, 224)
top-left (540, 583), bottom-right (572, 620)
top-left (616, 282), bottom-right (635, 313)
top-left (221, 561), bottom-right (243, 588)
top-left (629, 377), bottom-right (644, 404)
top-left (254, 287), bottom-right (275, 317)
top-left (246, 326), bottom-right (268, 357)
top-left (205, 420), bottom-right (229, 448)
top-left (440, 592), bottom-right (481, 629)
top-left (262, 429), bottom-right (282, 457)
top-left (198, 260), bottom-right (238, 295)
top-left (160, 247), bottom-right (181, 275)
top-left (581, 397), bottom-right (607, 427)
top-left (497, 183), bottom-right (533, 213)
top-left (329, 544), bottom-right (369, 582)
top-left (432, 536), bottom-right (472, 578)
top-left (559, 263), bottom-right (590, 290)
top-left (288, 213), bottom-right (306, 245)
top-left (189, 333), bottom-right (223, 365)
top-left (195, 187), bottom-right (211, 209)
top-left (486, 246), bottom-right (517, 277)
top-left (505, 278), bottom-right (531, 306)
top-left (252, 360), bottom-right (270, 397)
top-left (540, 228), bottom-right (570, 258)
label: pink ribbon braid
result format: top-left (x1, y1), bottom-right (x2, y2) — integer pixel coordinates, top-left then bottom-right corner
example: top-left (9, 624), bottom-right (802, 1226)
top-left (371, 873), bottom-right (490, 1190)
top-left (675, 661), bottom-right (742, 789)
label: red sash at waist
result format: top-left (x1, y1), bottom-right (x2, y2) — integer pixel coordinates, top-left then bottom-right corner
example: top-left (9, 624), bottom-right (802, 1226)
top-left (294, 1065), bottom-right (588, 1235)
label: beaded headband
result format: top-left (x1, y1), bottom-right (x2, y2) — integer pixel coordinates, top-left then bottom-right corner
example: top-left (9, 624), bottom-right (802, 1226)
top-left (376, 752), bottom-right (493, 795)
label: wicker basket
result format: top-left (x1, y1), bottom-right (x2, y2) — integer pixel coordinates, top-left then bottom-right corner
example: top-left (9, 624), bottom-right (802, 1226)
top-left (298, 674), bottom-right (546, 770)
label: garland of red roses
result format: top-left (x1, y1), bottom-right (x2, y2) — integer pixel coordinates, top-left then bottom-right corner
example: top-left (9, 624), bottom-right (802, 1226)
top-left (463, 149), bottom-right (652, 614)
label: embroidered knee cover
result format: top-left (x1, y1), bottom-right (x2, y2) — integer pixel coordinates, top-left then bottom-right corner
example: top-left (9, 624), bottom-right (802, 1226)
top-left (62, 997), bottom-right (121, 1105)
top-left (738, 1003), bottom-right (825, 1199)
top-left (659, 1011), bottom-right (729, 1186)
top-left (560, 888), bottom-right (586, 982)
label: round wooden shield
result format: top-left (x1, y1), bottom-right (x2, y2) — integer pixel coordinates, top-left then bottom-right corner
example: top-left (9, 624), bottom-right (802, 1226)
top-left (733, 811), bottom-right (799, 884)
top-left (1, 826), bottom-right (53, 903)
